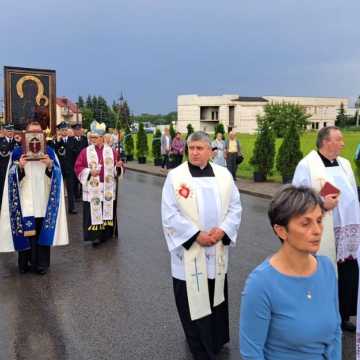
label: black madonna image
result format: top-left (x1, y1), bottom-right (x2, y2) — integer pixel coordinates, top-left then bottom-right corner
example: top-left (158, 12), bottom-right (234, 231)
top-left (4, 66), bottom-right (56, 133)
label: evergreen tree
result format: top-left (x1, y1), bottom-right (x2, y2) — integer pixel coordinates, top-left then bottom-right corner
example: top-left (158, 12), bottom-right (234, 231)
top-left (82, 108), bottom-right (94, 130)
top-left (335, 103), bottom-right (347, 128)
top-left (91, 96), bottom-right (98, 113)
top-left (136, 123), bottom-right (148, 159)
top-left (85, 95), bottom-right (92, 108)
top-left (169, 122), bottom-right (176, 139)
top-left (152, 128), bottom-right (162, 161)
top-left (214, 123), bottom-right (225, 138)
top-left (124, 126), bottom-right (134, 158)
top-left (186, 123), bottom-right (195, 139)
top-left (78, 96), bottom-right (84, 109)
top-left (276, 120), bottom-right (303, 181)
top-left (250, 116), bottom-right (276, 179)
top-left (119, 101), bottom-right (130, 129)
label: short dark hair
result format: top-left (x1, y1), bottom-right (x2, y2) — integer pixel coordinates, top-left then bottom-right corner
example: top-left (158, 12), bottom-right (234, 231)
top-left (268, 185), bottom-right (324, 242)
top-left (316, 126), bottom-right (340, 149)
top-left (26, 121), bottom-right (42, 130)
top-left (187, 131), bottom-right (211, 147)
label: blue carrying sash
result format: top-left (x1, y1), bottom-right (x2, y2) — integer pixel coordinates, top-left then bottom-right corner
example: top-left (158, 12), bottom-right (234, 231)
top-left (8, 147), bottom-right (62, 250)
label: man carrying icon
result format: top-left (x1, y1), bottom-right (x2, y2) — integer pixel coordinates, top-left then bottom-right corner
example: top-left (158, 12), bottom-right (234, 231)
top-left (0, 121), bottom-right (69, 274)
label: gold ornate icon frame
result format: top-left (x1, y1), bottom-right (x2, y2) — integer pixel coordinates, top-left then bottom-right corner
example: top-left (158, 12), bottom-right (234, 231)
top-left (4, 66), bottom-right (56, 134)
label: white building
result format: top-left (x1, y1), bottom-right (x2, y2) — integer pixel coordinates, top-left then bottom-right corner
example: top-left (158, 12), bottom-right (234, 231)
top-left (56, 97), bottom-right (82, 126)
top-left (177, 94), bottom-right (348, 134)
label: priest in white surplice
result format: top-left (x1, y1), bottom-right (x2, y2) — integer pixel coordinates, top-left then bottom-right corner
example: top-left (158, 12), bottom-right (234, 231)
top-left (161, 131), bottom-right (242, 360)
top-left (293, 126), bottom-right (360, 333)
top-left (0, 121), bottom-right (69, 274)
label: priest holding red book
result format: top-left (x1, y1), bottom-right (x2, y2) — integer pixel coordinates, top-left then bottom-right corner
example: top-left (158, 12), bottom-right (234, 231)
top-left (292, 126), bottom-right (360, 333)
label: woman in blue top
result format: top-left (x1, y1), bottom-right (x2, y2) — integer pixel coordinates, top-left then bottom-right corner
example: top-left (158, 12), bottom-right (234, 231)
top-left (239, 185), bottom-right (341, 360)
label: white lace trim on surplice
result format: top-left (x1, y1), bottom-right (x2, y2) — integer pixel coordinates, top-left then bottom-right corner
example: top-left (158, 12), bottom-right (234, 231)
top-left (334, 224), bottom-right (360, 261)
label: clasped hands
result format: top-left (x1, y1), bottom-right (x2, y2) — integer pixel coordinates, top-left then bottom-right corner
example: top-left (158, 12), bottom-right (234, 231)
top-left (196, 228), bottom-right (224, 247)
top-left (90, 160), bottom-right (124, 177)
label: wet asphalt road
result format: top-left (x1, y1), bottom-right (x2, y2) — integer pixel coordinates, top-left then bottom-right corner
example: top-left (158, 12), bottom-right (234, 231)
top-left (0, 171), bottom-right (355, 360)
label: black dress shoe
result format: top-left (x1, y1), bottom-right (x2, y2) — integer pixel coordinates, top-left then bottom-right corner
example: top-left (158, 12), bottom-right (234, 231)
top-left (341, 320), bottom-right (356, 332)
top-left (92, 239), bottom-right (101, 247)
top-left (19, 266), bottom-right (30, 274)
top-left (36, 268), bottom-right (48, 275)
top-left (69, 210), bottom-right (78, 214)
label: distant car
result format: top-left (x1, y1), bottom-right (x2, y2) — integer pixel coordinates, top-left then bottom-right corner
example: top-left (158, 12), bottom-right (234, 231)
top-left (144, 127), bottom-right (155, 134)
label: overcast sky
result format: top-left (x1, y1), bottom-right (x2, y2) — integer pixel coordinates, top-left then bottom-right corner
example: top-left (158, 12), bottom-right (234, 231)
top-left (1, 0), bottom-right (359, 114)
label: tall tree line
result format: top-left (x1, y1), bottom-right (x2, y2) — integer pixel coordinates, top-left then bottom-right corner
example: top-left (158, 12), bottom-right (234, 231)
top-left (77, 95), bottom-right (176, 130)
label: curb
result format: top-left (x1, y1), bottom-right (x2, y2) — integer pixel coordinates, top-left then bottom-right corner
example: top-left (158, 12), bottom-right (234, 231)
top-left (125, 167), bottom-right (274, 200)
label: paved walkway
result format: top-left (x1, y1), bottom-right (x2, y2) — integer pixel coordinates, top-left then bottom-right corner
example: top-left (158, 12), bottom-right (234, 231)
top-left (125, 161), bottom-right (282, 199)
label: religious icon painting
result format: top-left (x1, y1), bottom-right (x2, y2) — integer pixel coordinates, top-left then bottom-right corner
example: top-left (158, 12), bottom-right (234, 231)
top-left (22, 130), bottom-right (46, 160)
top-left (4, 66), bottom-right (56, 133)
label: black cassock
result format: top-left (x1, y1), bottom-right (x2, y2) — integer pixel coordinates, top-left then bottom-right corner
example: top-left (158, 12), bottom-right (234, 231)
top-left (82, 202), bottom-right (116, 242)
top-left (317, 151), bottom-right (359, 322)
top-left (173, 163), bottom-right (231, 360)
top-left (173, 277), bottom-right (229, 360)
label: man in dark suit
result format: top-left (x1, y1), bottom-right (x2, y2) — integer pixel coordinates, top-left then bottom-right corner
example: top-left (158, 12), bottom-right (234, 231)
top-left (54, 121), bottom-right (77, 214)
top-left (0, 125), bottom-right (12, 212)
top-left (71, 124), bottom-right (88, 200)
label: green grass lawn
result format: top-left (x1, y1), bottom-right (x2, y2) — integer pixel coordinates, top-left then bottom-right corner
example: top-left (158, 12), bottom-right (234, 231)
top-left (131, 132), bottom-right (360, 183)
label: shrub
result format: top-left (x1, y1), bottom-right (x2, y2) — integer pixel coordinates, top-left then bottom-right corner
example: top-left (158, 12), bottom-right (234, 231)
top-left (276, 120), bottom-right (303, 180)
top-left (250, 116), bottom-right (276, 177)
top-left (136, 123), bottom-right (148, 158)
top-left (152, 128), bottom-right (162, 161)
top-left (124, 126), bottom-right (134, 157)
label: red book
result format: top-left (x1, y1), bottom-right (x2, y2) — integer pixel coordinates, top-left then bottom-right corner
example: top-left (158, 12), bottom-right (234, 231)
top-left (320, 181), bottom-right (340, 197)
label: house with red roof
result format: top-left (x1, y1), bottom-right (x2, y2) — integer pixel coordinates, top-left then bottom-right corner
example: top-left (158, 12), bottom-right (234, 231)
top-left (56, 97), bottom-right (82, 126)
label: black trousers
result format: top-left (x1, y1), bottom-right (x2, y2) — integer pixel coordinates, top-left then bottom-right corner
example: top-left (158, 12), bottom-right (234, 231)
top-left (162, 154), bottom-right (169, 169)
top-left (64, 173), bottom-right (76, 212)
top-left (18, 218), bottom-right (50, 272)
top-left (226, 153), bottom-right (238, 180)
top-left (173, 277), bottom-right (229, 360)
top-left (338, 259), bottom-right (359, 322)
top-left (174, 154), bottom-right (183, 167)
top-left (82, 201), bottom-right (116, 242)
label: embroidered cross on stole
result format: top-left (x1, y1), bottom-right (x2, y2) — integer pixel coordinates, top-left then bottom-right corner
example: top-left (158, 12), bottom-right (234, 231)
top-left (171, 162), bottom-right (232, 320)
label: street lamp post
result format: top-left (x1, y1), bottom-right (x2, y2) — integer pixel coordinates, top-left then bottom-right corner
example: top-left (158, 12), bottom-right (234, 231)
top-left (355, 96), bottom-right (360, 127)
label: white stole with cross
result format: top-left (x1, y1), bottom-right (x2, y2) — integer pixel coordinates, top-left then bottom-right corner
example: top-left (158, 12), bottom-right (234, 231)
top-left (171, 162), bottom-right (232, 320)
top-left (306, 150), bottom-right (355, 270)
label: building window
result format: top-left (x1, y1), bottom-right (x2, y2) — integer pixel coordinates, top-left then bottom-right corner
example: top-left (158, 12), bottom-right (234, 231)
top-left (316, 122), bottom-right (319, 130)
top-left (312, 122), bottom-right (315, 130)
top-left (211, 111), bottom-right (218, 120)
top-left (323, 122), bottom-right (327, 127)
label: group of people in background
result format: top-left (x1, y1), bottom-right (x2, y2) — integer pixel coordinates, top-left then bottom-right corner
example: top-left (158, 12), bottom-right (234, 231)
top-left (160, 127), bottom-right (243, 180)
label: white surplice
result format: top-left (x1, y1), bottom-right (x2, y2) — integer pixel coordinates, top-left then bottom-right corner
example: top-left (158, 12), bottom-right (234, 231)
top-left (161, 168), bottom-right (242, 281)
top-left (293, 150), bottom-right (360, 265)
top-left (0, 160), bottom-right (69, 252)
